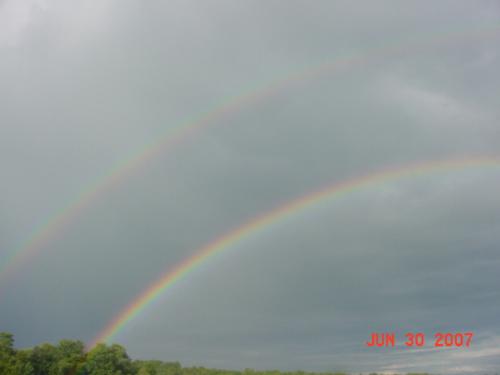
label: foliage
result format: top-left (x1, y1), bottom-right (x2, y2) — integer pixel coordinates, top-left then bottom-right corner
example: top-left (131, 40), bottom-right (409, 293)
top-left (0, 332), bottom-right (16, 374)
top-left (81, 343), bottom-right (134, 375)
top-left (0, 332), bottom-right (432, 375)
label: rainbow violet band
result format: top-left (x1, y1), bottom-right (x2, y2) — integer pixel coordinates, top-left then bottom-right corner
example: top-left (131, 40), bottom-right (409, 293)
top-left (88, 155), bottom-right (500, 348)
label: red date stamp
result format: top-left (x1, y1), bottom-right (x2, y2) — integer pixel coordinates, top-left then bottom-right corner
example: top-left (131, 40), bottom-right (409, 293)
top-left (366, 332), bottom-right (473, 348)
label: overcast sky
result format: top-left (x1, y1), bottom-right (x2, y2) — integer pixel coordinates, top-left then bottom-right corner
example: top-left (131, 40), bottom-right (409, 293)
top-left (1, 0), bottom-right (500, 373)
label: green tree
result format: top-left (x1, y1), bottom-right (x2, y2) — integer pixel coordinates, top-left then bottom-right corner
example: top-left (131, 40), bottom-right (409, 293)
top-left (52, 340), bottom-right (85, 375)
top-left (30, 343), bottom-right (58, 375)
top-left (134, 360), bottom-right (184, 375)
top-left (0, 332), bottom-right (15, 373)
top-left (10, 349), bottom-right (34, 375)
top-left (81, 343), bottom-right (134, 375)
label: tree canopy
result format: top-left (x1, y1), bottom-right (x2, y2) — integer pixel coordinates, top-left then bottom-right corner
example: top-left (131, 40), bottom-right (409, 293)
top-left (0, 332), bottom-right (430, 375)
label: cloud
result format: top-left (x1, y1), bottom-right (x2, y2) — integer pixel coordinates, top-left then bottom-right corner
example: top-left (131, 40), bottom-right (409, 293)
top-left (0, 0), bottom-right (113, 49)
top-left (0, 0), bottom-right (46, 47)
top-left (1, 1), bottom-right (500, 373)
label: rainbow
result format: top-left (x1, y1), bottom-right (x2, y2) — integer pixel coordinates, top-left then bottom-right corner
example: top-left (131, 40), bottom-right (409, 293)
top-left (2, 23), bottom-right (500, 287)
top-left (88, 155), bottom-right (500, 348)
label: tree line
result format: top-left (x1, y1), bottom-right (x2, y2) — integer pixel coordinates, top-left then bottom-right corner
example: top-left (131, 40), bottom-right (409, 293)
top-left (0, 332), bottom-right (431, 375)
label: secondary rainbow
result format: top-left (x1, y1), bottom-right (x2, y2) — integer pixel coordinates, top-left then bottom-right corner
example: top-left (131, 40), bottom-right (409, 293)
top-left (0, 52), bottom-right (360, 285)
top-left (2, 24), bottom-right (499, 288)
top-left (88, 155), bottom-right (500, 348)
top-left (0, 54), bottom-right (350, 284)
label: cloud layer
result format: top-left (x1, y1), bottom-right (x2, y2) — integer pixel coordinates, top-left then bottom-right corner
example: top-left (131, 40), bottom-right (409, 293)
top-left (1, 0), bottom-right (500, 373)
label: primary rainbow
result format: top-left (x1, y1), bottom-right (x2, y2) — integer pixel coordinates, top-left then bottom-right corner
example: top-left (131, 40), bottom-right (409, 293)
top-left (2, 24), bottom-right (499, 287)
top-left (88, 154), bottom-right (500, 348)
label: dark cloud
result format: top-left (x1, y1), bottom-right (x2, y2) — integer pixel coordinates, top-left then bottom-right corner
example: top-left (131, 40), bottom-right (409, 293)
top-left (1, 0), bottom-right (500, 373)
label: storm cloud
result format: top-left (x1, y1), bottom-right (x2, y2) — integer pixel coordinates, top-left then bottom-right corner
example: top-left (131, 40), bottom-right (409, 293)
top-left (1, 0), bottom-right (500, 373)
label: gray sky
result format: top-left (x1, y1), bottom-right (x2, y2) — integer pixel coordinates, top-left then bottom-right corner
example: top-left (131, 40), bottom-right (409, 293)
top-left (1, 0), bottom-right (500, 373)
